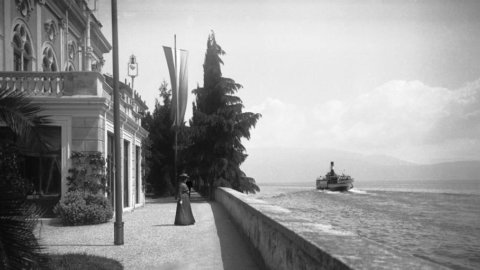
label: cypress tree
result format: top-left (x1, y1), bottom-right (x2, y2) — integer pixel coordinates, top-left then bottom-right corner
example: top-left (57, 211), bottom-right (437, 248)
top-left (189, 32), bottom-right (261, 198)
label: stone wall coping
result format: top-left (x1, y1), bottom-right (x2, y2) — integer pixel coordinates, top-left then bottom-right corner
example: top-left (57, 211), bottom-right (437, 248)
top-left (217, 187), bottom-right (448, 270)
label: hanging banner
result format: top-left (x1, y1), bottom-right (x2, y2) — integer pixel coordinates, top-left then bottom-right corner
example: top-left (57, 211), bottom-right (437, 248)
top-left (163, 46), bottom-right (188, 127)
top-left (177, 50), bottom-right (188, 127)
top-left (163, 46), bottom-right (177, 124)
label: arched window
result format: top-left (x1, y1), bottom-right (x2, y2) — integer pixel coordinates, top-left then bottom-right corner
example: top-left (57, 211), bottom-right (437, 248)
top-left (65, 61), bottom-right (75, 71)
top-left (44, 20), bottom-right (58, 42)
top-left (42, 45), bottom-right (58, 72)
top-left (67, 40), bottom-right (77, 61)
top-left (12, 23), bottom-right (33, 71)
top-left (65, 40), bottom-right (77, 71)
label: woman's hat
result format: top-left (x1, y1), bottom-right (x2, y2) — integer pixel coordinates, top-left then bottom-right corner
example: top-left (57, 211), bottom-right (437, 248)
top-left (179, 173), bottom-right (189, 178)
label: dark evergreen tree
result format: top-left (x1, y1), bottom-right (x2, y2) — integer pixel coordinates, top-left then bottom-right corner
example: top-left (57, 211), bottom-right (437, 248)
top-left (143, 79), bottom-right (193, 196)
top-left (142, 82), bottom-right (176, 196)
top-left (188, 32), bottom-right (261, 198)
top-left (140, 112), bottom-right (153, 194)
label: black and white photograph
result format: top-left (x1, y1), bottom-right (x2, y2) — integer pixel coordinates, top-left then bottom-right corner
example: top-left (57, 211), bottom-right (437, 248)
top-left (0, 0), bottom-right (479, 269)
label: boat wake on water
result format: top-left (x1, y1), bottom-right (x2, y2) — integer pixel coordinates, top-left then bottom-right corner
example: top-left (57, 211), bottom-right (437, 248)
top-left (317, 189), bottom-right (344, 194)
top-left (316, 188), bottom-right (367, 195)
top-left (348, 188), bottom-right (368, 194)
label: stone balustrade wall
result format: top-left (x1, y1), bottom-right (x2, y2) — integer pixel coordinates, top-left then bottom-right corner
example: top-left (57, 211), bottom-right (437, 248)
top-left (0, 71), bottom-right (104, 96)
top-left (0, 72), bottom-right (65, 96)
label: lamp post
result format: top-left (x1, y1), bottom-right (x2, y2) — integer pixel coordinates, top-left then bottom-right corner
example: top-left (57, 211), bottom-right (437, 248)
top-left (128, 55), bottom-right (138, 90)
top-left (111, 0), bottom-right (123, 245)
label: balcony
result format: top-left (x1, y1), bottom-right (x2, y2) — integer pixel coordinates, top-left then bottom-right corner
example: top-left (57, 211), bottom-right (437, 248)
top-left (0, 71), bottom-right (146, 125)
top-left (0, 71), bottom-right (106, 97)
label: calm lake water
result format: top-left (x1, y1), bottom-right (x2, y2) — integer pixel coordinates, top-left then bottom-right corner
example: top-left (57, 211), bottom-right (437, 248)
top-left (253, 180), bottom-right (480, 270)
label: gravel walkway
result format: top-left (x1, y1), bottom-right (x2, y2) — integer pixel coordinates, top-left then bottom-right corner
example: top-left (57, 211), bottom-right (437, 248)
top-left (38, 192), bottom-right (260, 270)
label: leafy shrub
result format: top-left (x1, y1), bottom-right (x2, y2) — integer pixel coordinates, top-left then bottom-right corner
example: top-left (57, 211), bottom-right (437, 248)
top-left (54, 151), bottom-right (113, 226)
top-left (84, 193), bottom-right (113, 224)
top-left (53, 191), bottom-right (113, 226)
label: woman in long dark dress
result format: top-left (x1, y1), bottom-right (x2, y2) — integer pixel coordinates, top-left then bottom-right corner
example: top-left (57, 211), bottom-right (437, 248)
top-left (174, 174), bottom-right (195, 225)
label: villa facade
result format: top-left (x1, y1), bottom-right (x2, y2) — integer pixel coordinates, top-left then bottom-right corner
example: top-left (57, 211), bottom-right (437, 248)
top-left (0, 0), bottom-right (148, 213)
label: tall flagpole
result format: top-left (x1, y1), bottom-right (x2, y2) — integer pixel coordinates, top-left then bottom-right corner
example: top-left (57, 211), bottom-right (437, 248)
top-left (66, 10), bottom-right (68, 62)
top-left (174, 34), bottom-right (178, 187)
top-left (112, 0), bottom-right (124, 245)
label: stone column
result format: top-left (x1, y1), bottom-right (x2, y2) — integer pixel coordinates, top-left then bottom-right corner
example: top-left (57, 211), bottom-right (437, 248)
top-left (0, 0), bottom-right (4, 71)
top-left (36, 2), bottom-right (42, 71)
top-left (3, 0), bottom-right (12, 71)
top-left (59, 19), bottom-right (66, 71)
top-left (85, 11), bottom-right (92, 71)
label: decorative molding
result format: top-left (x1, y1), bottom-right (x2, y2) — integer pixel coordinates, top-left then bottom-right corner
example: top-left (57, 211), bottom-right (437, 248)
top-left (99, 57), bottom-right (105, 67)
top-left (58, 19), bottom-right (67, 30)
top-left (45, 0), bottom-right (87, 33)
top-left (42, 42), bottom-right (58, 71)
top-left (44, 20), bottom-right (58, 42)
top-left (67, 41), bottom-right (76, 60)
top-left (64, 60), bottom-right (76, 71)
top-left (13, 24), bottom-right (28, 48)
top-left (15, 0), bottom-right (34, 20)
top-left (90, 25), bottom-right (112, 52)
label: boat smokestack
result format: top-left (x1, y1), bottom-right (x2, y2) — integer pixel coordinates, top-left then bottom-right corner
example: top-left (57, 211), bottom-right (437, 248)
top-left (331, 161), bottom-right (334, 171)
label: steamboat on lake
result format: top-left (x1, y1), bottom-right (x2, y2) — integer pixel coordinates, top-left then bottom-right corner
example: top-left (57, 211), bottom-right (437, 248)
top-left (316, 161), bottom-right (354, 191)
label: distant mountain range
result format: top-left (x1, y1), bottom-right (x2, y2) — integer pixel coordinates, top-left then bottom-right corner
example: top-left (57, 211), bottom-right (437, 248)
top-left (241, 147), bottom-right (480, 183)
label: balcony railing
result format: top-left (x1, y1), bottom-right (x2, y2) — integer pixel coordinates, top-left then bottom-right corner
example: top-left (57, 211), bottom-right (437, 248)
top-left (1, 71), bottom-right (146, 122)
top-left (0, 72), bottom-right (66, 96)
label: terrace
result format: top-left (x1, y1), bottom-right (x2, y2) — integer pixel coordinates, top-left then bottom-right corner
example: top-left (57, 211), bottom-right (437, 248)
top-left (0, 71), bottom-right (147, 123)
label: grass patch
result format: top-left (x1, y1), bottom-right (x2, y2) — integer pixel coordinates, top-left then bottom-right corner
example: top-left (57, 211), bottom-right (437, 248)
top-left (45, 253), bottom-right (123, 270)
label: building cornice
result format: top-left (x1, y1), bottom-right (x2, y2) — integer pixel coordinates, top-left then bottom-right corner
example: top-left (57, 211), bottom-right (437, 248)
top-left (45, 0), bottom-right (111, 53)
top-left (91, 24), bottom-right (112, 53)
top-left (30, 96), bottom-right (110, 115)
top-left (46, 0), bottom-right (87, 29)
top-left (105, 108), bottom-right (148, 139)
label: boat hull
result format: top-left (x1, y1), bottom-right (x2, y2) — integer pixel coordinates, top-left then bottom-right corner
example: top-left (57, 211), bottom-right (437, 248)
top-left (316, 180), bottom-right (353, 191)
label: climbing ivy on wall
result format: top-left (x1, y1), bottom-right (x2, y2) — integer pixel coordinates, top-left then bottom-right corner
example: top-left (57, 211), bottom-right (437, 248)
top-left (67, 151), bottom-right (108, 195)
top-left (54, 151), bottom-right (113, 225)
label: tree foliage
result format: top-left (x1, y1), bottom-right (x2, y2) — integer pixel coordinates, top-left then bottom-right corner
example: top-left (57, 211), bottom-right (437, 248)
top-left (0, 89), bottom-right (51, 151)
top-left (0, 191), bottom-right (48, 269)
top-left (0, 89), bottom-right (49, 269)
top-left (188, 32), bottom-right (261, 198)
top-left (143, 82), bottom-right (177, 196)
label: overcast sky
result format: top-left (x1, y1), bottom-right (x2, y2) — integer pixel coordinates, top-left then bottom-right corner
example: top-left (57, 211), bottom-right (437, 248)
top-left (95, 0), bottom-right (480, 164)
